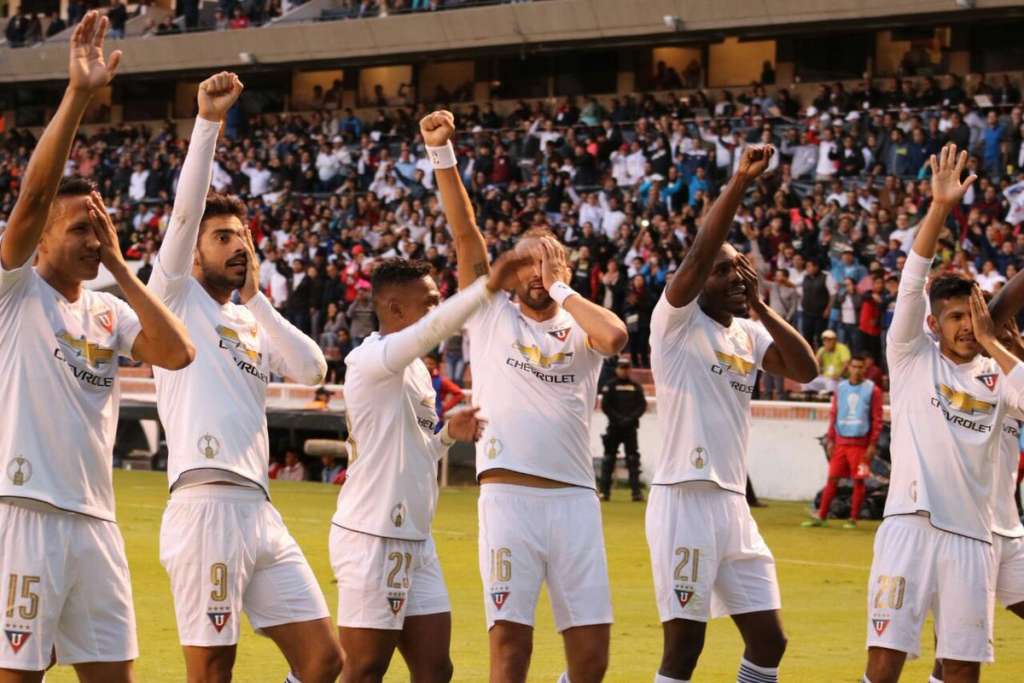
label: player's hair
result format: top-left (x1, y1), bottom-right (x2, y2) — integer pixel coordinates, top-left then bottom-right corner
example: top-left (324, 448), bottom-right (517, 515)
top-left (928, 274), bottom-right (973, 309)
top-left (56, 175), bottom-right (96, 197)
top-left (516, 226), bottom-right (567, 260)
top-left (201, 192), bottom-right (247, 226)
top-left (370, 258), bottom-right (431, 303)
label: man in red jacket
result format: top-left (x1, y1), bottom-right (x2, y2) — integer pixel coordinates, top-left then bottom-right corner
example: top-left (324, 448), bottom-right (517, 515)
top-left (803, 351), bottom-right (884, 528)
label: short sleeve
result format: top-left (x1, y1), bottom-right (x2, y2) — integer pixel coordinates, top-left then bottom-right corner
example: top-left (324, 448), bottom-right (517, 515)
top-left (147, 256), bottom-right (193, 311)
top-left (0, 236), bottom-right (34, 304)
top-left (110, 295), bottom-right (143, 359)
top-left (650, 291), bottom-right (699, 344)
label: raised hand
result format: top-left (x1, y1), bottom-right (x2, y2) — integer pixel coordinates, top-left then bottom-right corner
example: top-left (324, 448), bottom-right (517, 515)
top-left (445, 406), bottom-right (486, 443)
top-left (198, 71), bottom-right (244, 122)
top-left (69, 11), bottom-right (122, 94)
top-left (969, 284), bottom-right (997, 348)
top-left (486, 249), bottom-right (535, 293)
top-left (86, 191), bottom-right (125, 270)
top-left (929, 144), bottom-right (976, 207)
top-left (539, 239), bottom-right (571, 291)
top-left (419, 110), bottom-right (455, 147)
top-left (239, 228), bottom-right (260, 303)
top-left (736, 145), bottom-right (775, 180)
top-left (735, 253), bottom-right (762, 307)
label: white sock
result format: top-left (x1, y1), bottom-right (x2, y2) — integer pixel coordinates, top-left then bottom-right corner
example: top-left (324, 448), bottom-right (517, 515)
top-left (738, 657), bottom-right (778, 683)
top-left (929, 677), bottom-right (943, 683)
top-left (285, 675), bottom-right (301, 683)
top-left (655, 674), bottom-right (689, 683)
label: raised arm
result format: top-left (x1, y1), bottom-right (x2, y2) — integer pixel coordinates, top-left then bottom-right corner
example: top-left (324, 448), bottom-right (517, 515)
top-left (420, 111), bottom-right (490, 290)
top-left (988, 267), bottom-right (1024, 328)
top-left (737, 255), bottom-right (817, 382)
top-left (663, 146), bottom-right (774, 308)
top-left (890, 145), bottom-right (976, 346)
top-left (1, 12), bottom-right (121, 271)
top-left (88, 193), bottom-right (194, 370)
top-left (156, 72), bottom-right (243, 281)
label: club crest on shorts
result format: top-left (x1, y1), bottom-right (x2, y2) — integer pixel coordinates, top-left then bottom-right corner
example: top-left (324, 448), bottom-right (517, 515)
top-left (207, 609), bottom-right (231, 633)
top-left (674, 588), bottom-right (694, 608)
top-left (391, 503), bottom-right (407, 528)
top-left (976, 373), bottom-right (998, 391)
top-left (6, 456), bottom-right (32, 486)
top-left (198, 434), bottom-right (221, 460)
top-left (871, 618), bottom-right (890, 636)
top-left (387, 595), bottom-right (406, 615)
top-left (491, 590), bottom-right (510, 610)
top-left (4, 629), bottom-right (30, 654)
top-left (547, 327), bottom-right (571, 342)
top-left (690, 447), bottom-right (707, 469)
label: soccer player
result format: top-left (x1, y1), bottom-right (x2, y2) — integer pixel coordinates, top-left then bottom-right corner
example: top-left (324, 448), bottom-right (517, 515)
top-left (423, 110), bottom-right (628, 683)
top-left (931, 316), bottom-right (1024, 683)
top-left (647, 145), bottom-right (818, 683)
top-left (803, 351), bottom-right (884, 528)
top-left (863, 144), bottom-right (1024, 683)
top-left (0, 12), bottom-right (195, 682)
top-left (149, 73), bottom-right (341, 683)
top-left (330, 251), bottom-right (530, 683)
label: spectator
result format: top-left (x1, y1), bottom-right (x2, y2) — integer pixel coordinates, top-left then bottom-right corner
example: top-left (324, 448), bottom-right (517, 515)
top-left (107, 0), bottom-right (128, 39)
top-left (346, 284), bottom-right (376, 347)
top-left (229, 6), bottom-right (251, 29)
top-left (803, 330), bottom-right (851, 395)
top-left (277, 448), bottom-right (307, 481)
top-left (801, 259), bottom-right (834, 347)
top-left (423, 353), bottom-right (464, 422)
top-left (320, 455), bottom-right (345, 484)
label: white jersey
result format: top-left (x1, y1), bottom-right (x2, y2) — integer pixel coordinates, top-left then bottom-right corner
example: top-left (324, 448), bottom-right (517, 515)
top-left (150, 116), bottom-right (326, 494)
top-left (649, 294), bottom-right (774, 493)
top-left (994, 417), bottom-right (1024, 539)
top-left (332, 333), bottom-right (446, 541)
top-left (150, 273), bottom-right (319, 493)
top-left (467, 296), bottom-right (605, 487)
top-left (0, 247), bottom-right (141, 521)
top-left (885, 251), bottom-right (1024, 543)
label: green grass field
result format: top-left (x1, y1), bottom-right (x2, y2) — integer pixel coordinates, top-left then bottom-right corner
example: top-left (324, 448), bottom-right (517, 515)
top-left (43, 471), bottom-right (1024, 682)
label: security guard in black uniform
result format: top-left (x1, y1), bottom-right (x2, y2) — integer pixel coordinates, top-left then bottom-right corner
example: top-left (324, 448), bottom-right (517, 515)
top-left (599, 357), bottom-right (647, 501)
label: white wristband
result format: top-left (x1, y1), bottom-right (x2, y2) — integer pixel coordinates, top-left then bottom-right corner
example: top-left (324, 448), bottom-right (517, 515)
top-left (426, 142), bottom-right (457, 170)
top-left (439, 421), bottom-right (456, 447)
top-left (548, 281), bottom-right (577, 306)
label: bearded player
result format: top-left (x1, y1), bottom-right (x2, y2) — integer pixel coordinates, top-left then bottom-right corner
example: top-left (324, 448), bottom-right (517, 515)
top-left (423, 110), bottom-right (628, 683)
top-left (331, 251), bottom-right (529, 683)
top-left (864, 145), bottom-right (1024, 683)
top-left (0, 12), bottom-right (195, 682)
top-left (148, 73), bottom-right (341, 683)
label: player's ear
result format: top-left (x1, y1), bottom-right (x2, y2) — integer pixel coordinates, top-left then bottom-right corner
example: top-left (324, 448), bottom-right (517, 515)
top-left (926, 313), bottom-right (939, 336)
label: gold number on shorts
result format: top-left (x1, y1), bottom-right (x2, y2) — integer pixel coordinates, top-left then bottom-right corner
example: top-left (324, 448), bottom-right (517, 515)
top-left (210, 563), bottom-right (228, 602)
top-left (490, 547), bottom-right (512, 583)
top-left (674, 547), bottom-right (700, 583)
top-left (4, 574), bottom-right (40, 620)
top-left (386, 552), bottom-right (412, 589)
top-left (873, 575), bottom-right (906, 610)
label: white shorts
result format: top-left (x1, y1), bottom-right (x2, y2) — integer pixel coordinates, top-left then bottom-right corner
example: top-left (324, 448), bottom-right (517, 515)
top-left (994, 534), bottom-right (1024, 609)
top-left (159, 486), bottom-right (330, 647)
top-left (866, 515), bottom-right (996, 662)
top-left (645, 482), bottom-right (781, 623)
top-left (0, 501), bottom-right (138, 670)
top-left (329, 526), bottom-right (450, 630)
top-left (477, 484), bottom-right (612, 633)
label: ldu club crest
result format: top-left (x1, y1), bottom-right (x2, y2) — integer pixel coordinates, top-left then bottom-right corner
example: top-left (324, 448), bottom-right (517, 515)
top-left (6, 457), bottom-right (31, 486)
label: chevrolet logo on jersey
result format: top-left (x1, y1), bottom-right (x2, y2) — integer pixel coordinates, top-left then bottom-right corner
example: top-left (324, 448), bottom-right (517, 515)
top-left (217, 325), bottom-right (262, 363)
top-left (713, 351), bottom-right (755, 376)
top-left (56, 331), bottom-right (114, 368)
top-left (937, 384), bottom-right (995, 415)
top-left (514, 343), bottom-right (573, 369)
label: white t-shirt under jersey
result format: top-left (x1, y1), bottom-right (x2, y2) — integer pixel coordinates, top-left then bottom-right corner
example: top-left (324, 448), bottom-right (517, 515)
top-left (0, 245), bottom-right (141, 521)
top-left (332, 333), bottom-right (446, 541)
top-left (467, 296), bottom-right (605, 488)
top-left (649, 294), bottom-right (774, 494)
top-left (885, 250), bottom-right (1024, 543)
top-left (994, 417), bottom-right (1024, 539)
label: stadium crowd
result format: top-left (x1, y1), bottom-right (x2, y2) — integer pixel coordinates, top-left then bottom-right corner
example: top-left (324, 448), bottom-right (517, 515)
top-left (3, 71), bottom-right (1024, 396)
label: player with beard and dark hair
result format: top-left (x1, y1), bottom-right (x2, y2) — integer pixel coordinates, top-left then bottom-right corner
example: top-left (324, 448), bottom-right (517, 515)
top-left (422, 110), bottom-right (628, 683)
top-left (647, 145), bottom-right (818, 683)
top-left (148, 72), bottom-right (342, 683)
top-left (0, 12), bottom-right (195, 681)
